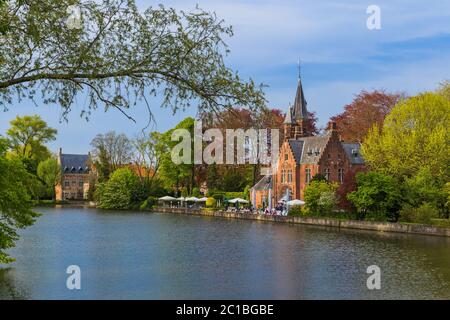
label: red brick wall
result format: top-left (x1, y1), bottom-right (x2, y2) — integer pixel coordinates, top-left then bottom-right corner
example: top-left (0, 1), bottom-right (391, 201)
top-left (317, 131), bottom-right (350, 184)
top-left (55, 173), bottom-right (89, 200)
top-left (273, 131), bottom-right (364, 202)
top-left (274, 141), bottom-right (299, 202)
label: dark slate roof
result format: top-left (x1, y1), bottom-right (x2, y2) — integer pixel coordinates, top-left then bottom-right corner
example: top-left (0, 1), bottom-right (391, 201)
top-left (288, 139), bottom-right (304, 164)
top-left (342, 143), bottom-right (365, 164)
top-left (292, 78), bottom-right (308, 120)
top-left (60, 154), bottom-right (90, 173)
top-left (251, 175), bottom-right (272, 191)
top-left (300, 135), bottom-right (331, 164)
top-left (285, 132), bottom-right (366, 166)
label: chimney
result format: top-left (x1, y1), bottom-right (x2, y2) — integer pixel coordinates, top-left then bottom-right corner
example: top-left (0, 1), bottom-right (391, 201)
top-left (328, 121), bottom-right (339, 139)
top-left (59, 147), bottom-right (62, 155)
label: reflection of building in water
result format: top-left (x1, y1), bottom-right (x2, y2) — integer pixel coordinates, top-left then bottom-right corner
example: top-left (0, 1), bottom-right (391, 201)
top-left (0, 268), bottom-right (28, 300)
top-left (251, 74), bottom-right (365, 209)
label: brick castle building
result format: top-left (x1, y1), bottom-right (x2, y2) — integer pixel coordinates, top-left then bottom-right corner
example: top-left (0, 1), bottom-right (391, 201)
top-left (251, 75), bottom-right (365, 209)
top-left (55, 148), bottom-right (93, 201)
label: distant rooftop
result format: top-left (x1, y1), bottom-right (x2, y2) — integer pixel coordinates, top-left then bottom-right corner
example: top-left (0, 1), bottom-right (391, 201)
top-left (59, 151), bottom-right (90, 174)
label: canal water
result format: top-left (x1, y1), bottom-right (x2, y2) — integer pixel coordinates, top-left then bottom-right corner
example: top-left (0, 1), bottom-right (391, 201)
top-left (1, 207), bottom-right (449, 299)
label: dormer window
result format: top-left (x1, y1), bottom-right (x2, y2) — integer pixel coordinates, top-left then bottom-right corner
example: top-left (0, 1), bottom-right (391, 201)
top-left (351, 149), bottom-right (358, 157)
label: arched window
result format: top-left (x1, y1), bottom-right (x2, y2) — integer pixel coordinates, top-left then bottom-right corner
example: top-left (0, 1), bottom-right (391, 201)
top-left (287, 169), bottom-right (292, 183)
top-left (305, 168), bottom-right (311, 184)
top-left (338, 168), bottom-right (344, 183)
top-left (324, 168), bottom-right (330, 181)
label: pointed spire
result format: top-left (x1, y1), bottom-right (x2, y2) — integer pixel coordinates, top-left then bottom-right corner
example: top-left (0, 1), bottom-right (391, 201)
top-left (283, 104), bottom-right (293, 124)
top-left (293, 59), bottom-right (307, 120)
top-left (293, 77), bottom-right (308, 120)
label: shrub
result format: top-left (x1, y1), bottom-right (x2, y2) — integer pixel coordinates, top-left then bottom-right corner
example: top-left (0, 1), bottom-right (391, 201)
top-left (304, 180), bottom-right (338, 215)
top-left (399, 203), bottom-right (439, 224)
top-left (140, 196), bottom-right (158, 211)
top-left (310, 173), bottom-right (327, 183)
top-left (205, 197), bottom-right (217, 208)
top-left (288, 205), bottom-right (303, 216)
top-left (317, 190), bottom-right (337, 214)
top-left (347, 172), bottom-right (402, 221)
top-left (96, 168), bottom-right (144, 210)
top-left (181, 187), bottom-right (188, 197)
top-left (192, 187), bottom-right (201, 197)
top-left (364, 211), bottom-right (389, 222)
top-left (403, 167), bottom-right (448, 217)
top-left (225, 191), bottom-right (245, 199)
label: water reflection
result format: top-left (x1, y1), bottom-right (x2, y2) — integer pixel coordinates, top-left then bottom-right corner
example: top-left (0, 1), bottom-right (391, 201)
top-left (1, 207), bottom-right (449, 299)
top-left (0, 268), bottom-right (29, 300)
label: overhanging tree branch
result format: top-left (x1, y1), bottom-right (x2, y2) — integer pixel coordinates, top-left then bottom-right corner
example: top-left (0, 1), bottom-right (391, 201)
top-left (0, 0), bottom-right (266, 119)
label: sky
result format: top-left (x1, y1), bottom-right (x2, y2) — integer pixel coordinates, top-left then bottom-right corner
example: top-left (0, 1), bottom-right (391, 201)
top-left (1, 0), bottom-right (449, 154)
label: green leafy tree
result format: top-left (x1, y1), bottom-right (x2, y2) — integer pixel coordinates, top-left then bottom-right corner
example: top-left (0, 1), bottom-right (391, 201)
top-left (310, 173), bottom-right (327, 183)
top-left (158, 118), bottom-right (195, 195)
top-left (221, 169), bottom-right (249, 192)
top-left (437, 80), bottom-right (450, 100)
top-left (0, 0), bottom-right (265, 119)
top-left (181, 187), bottom-right (188, 197)
top-left (0, 0), bottom-right (10, 35)
top-left (6, 115), bottom-right (56, 161)
top-left (95, 147), bottom-right (111, 182)
top-left (0, 138), bottom-right (39, 263)
top-left (96, 168), bottom-right (144, 209)
top-left (347, 172), bottom-right (402, 221)
top-left (206, 163), bottom-right (220, 190)
top-left (132, 131), bottom-right (164, 188)
top-left (192, 187), bottom-right (201, 197)
top-left (399, 203), bottom-right (439, 224)
top-left (403, 167), bottom-right (448, 217)
top-left (444, 182), bottom-right (450, 214)
top-left (37, 157), bottom-right (61, 200)
top-left (304, 180), bottom-right (338, 215)
top-left (362, 92), bottom-right (449, 181)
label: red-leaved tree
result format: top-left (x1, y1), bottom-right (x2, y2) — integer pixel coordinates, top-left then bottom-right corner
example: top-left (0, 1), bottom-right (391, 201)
top-left (330, 90), bottom-right (405, 142)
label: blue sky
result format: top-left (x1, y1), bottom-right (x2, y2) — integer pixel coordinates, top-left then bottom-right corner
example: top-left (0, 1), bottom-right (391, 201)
top-left (1, 0), bottom-right (449, 154)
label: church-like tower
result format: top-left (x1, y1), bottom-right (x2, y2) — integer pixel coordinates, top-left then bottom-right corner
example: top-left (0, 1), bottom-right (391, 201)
top-left (283, 74), bottom-right (310, 140)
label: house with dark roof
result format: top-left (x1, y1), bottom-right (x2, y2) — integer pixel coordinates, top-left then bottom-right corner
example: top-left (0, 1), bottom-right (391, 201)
top-left (251, 74), bottom-right (365, 209)
top-left (55, 148), bottom-right (94, 201)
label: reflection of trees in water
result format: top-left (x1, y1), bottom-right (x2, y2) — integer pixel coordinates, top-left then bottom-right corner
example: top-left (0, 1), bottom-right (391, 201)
top-left (0, 268), bottom-right (29, 300)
